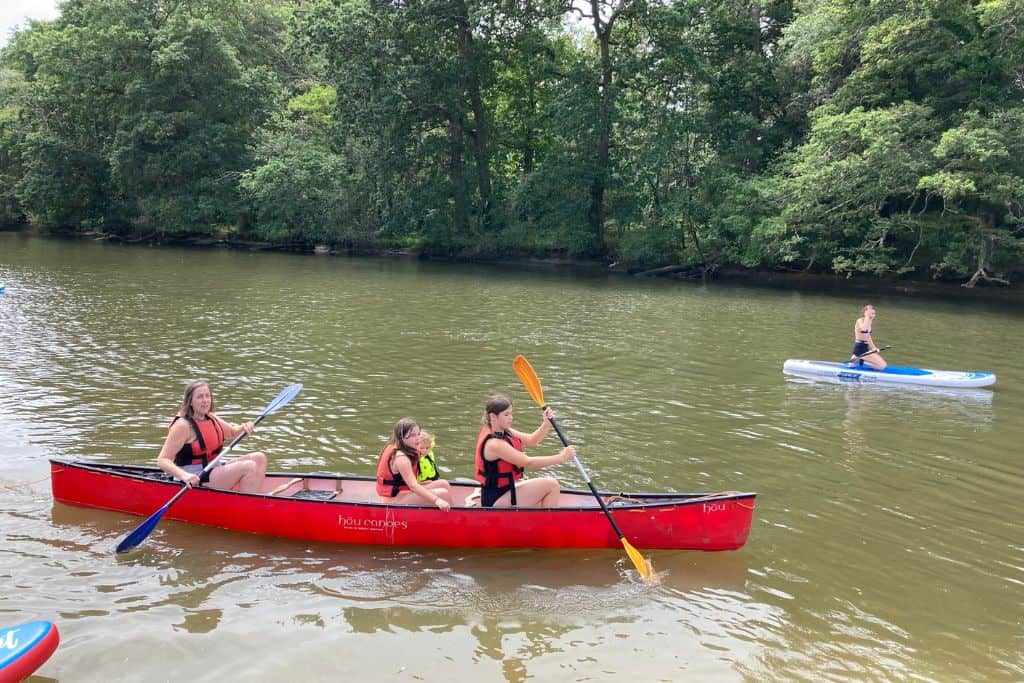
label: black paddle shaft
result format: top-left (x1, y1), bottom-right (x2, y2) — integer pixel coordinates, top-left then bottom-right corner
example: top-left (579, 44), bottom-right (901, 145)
top-left (547, 414), bottom-right (630, 541)
top-left (852, 344), bottom-right (892, 361)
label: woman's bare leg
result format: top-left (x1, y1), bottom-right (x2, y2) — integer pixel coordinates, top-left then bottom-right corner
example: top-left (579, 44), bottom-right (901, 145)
top-left (490, 478), bottom-right (562, 508)
top-left (208, 452), bottom-right (267, 493)
top-left (864, 354), bottom-right (887, 370)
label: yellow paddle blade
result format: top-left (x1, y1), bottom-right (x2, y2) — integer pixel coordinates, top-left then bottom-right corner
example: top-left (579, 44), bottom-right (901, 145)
top-left (622, 538), bottom-right (657, 583)
top-left (513, 355), bottom-right (546, 407)
top-left (514, 354), bottom-right (656, 583)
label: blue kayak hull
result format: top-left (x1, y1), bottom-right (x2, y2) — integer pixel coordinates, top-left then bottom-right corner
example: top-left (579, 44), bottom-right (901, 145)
top-left (783, 359), bottom-right (996, 388)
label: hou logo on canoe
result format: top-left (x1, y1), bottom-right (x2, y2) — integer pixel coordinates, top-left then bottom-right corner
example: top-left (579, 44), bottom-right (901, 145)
top-left (338, 515), bottom-right (409, 531)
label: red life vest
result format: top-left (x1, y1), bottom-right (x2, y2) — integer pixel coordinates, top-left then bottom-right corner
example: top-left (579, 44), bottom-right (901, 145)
top-left (376, 444), bottom-right (421, 498)
top-left (475, 427), bottom-right (524, 498)
top-left (171, 415), bottom-right (224, 468)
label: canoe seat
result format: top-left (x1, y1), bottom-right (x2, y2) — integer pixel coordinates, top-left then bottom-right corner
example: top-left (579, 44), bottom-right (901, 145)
top-left (290, 489), bottom-right (338, 502)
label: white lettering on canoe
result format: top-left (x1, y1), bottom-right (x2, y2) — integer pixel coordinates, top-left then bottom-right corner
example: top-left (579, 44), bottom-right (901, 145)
top-left (703, 502), bottom-right (729, 513)
top-left (338, 515), bottom-right (408, 531)
top-left (1, 629), bottom-right (18, 649)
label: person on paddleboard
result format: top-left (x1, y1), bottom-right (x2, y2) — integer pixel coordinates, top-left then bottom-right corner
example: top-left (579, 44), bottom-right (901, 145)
top-left (850, 304), bottom-right (887, 370)
top-left (156, 379), bottom-right (268, 492)
top-left (475, 394), bottom-right (576, 508)
top-left (376, 418), bottom-right (453, 510)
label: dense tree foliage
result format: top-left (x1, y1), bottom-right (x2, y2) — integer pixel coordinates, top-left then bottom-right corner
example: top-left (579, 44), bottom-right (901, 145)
top-left (765, 0), bottom-right (1024, 285)
top-left (2, 0), bottom-right (284, 234)
top-left (1, 0), bottom-right (1022, 285)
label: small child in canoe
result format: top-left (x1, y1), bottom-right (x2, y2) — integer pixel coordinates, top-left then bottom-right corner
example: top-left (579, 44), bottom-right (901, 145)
top-left (417, 430), bottom-right (440, 482)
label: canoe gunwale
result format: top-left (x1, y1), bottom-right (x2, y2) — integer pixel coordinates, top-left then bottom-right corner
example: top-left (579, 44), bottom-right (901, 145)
top-left (49, 458), bottom-right (756, 511)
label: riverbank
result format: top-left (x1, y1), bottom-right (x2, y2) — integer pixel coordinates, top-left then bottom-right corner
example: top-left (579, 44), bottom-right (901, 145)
top-left (5, 224), bottom-right (1022, 306)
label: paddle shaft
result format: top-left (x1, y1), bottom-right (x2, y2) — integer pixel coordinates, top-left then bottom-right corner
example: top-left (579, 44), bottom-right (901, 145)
top-left (199, 409), bottom-right (271, 474)
top-left (853, 344), bottom-right (892, 360)
top-left (545, 411), bottom-right (630, 541)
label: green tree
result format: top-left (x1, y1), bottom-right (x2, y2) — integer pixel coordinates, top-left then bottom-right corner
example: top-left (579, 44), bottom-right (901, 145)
top-left (773, 0), bottom-right (1024, 284)
top-left (302, 0), bottom-right (508, 254)
top-left (0, 67), bottom-right (28, 225)
top-left (3, 0), bottom-right (284, 234)
top-left (605, 0), bottom-right (796, 273)
top-left (918, 110), bottom-right (1024, 285)
top-left (109, 14), bottom-right (277, 234)
top-left (242, 84), bottom-right (382, 249)
top-left (3, 10), bottom-right (132, 227)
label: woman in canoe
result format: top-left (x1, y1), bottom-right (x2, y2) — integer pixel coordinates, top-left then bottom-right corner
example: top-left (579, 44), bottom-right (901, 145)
top-left (156, 379), bottom-right (268, 493)
top-left (376, 418), bottom-right (453, 510)
top-left (850, 304), bottom-right (887, 370)
top-left (476, 394), bottom-right (576, 508)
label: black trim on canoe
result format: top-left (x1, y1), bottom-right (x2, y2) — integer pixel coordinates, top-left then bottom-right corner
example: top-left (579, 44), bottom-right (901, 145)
top-left (49, 458), bottom-right (757, 510)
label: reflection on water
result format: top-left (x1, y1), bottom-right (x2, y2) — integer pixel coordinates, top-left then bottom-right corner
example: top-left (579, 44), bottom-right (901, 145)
top-left (4, 234), bottom-right (1024, 681)
top-left (52, 502), bottom-right (748, 604)
top-left (784, 370), bottom-right (996, 405)
top-left (43, 501), bottom-right (753, 682)
top-left (782, 373), bottom-right (996, 445)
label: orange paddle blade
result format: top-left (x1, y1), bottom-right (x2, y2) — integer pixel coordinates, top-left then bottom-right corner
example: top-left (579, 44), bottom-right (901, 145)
top-left (513, 355), bottom-right (546, 407)
top-left (622, 538), bottom-right (656, 582)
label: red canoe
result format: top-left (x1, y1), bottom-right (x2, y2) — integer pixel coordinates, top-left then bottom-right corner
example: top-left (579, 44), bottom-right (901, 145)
top-left (49, 459), bottom-right (756, 551)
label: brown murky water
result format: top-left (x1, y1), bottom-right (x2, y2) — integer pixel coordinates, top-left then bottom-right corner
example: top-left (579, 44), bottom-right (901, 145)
top-left (1, 232), bottom-right (1021, 681)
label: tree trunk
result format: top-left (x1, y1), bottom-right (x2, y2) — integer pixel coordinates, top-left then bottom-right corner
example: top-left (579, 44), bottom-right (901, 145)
top-left (455, 2), bottom-right (494, 231)
top-left (523, 85), bottom-right (535, 174)
top-left (963, 231), bottom-right (1010, 287)
top-left (449, 113), bottom-right (469, 251)
top-left (747, 2), bottom-right (762, 172)
top-left (587, 0), bottom-right (616, 255)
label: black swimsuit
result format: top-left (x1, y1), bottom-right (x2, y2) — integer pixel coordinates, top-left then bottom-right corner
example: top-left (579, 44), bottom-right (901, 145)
top-left (851, 340), bottom-right (871, 364)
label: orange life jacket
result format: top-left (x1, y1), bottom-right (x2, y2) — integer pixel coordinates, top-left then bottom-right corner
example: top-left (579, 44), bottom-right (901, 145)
top-left (171, 415), bottom-right (224, 469)
top-left (475, 427), bottom-right (524, 501)
top-left (376, 443), bottom-right (421, 498)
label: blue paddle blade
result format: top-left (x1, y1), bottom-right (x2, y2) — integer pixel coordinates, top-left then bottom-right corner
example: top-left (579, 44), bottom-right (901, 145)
top-left (115, 499), bottom-right (174, 553)
top-left (263, 383), bottom-right (302, 417)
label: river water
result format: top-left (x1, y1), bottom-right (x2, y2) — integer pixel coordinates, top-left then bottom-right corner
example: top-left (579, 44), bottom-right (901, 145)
top-left (1, 232), bottom-right (1021, 682)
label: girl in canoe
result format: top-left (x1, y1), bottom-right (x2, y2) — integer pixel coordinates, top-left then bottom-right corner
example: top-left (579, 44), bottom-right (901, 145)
top-left (156, 379), bottom-right (268, 493)
top-left (476, 394), bottom-right (576, 508)
top-left (850, 304), bottom-right (887, 370)
top-left (376, 418), bottom-right (452, 510)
